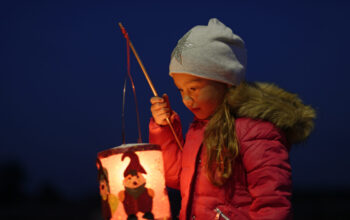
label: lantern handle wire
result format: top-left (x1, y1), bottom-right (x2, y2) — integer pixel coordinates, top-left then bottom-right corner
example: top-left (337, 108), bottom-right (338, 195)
top-left (123, 24), bottom-right (143, 143)
top-left (121, 76), bottom-right (127, 144)
top-left (118, 22), bottom-right (183, 151)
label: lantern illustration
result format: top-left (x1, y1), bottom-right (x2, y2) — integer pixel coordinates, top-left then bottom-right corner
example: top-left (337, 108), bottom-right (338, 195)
top-left (97, 143), bottom-right (171, 219)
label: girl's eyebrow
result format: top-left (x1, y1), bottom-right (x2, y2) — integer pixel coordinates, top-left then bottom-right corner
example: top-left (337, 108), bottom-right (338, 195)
top-left (184, 78), bottom-right (203, 86)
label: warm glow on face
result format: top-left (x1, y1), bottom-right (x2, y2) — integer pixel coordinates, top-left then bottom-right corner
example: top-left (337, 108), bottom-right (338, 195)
top-left (98, 144), bottom-right (171, 220)
top-left (172, 73), bottom-right (228, 119)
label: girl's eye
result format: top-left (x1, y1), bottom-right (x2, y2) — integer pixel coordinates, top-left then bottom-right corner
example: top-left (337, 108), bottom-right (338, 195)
top-left (190, 87), bottom-right (196, 91)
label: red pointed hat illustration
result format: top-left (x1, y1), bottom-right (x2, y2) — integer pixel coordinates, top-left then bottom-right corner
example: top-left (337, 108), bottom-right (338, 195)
top-left (122, 151), bottom-right (147, 177)
top-left (119, 151), bottom-right (155, 219)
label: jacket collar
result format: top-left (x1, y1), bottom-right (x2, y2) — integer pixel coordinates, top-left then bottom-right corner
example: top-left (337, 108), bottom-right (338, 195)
top-left (190, 117), bottom-right (209, 130)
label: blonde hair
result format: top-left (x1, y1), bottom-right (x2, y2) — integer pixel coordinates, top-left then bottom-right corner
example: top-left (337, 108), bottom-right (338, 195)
top-left (204, 81), bottom-right (316, 186)
top-left (204, 86), bottom-right (240, 186)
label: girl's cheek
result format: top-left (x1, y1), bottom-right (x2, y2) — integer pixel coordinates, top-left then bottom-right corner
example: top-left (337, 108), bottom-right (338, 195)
top-left (197, 88), bottom-right (212, 102)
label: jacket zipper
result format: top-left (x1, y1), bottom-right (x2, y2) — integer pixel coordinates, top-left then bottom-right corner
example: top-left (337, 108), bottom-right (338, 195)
top-left (214, 208), bottom-right (230, 220)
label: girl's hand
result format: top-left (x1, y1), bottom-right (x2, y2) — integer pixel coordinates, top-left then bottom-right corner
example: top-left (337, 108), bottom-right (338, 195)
top-left (150, 93), bottom-right (172, 126)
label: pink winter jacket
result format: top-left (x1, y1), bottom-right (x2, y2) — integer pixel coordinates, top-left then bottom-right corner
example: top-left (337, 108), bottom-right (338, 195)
top-left (149, 82), bottom-right (316, 220)
top-left (149, 115), bottom-right (292, 220)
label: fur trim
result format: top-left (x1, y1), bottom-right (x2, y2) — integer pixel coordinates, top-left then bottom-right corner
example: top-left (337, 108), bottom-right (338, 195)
top-left (229, 82), bottom-right (316, 144)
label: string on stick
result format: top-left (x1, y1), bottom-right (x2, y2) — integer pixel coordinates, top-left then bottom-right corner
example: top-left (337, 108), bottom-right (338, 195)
top-left (118, 22), bottom-right (183, 150)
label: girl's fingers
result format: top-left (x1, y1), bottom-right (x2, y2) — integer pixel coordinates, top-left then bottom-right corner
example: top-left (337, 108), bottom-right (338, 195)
top-left (151, 103), bottom-right (167, 112)
top-left (152, 111), bottom-right (170, 125)
top-left (150, 95), bottom-right (172, 126)
top-left (155, 111), bottom-right (171, 119)
top-left (152, 109), bottom-right (170, 120)
top-left (150, 96), bottom-right (164, 104)
top-left (153, 108), bottom-right (170, 116)
top-left (152, 106), bottom-right (171, 125)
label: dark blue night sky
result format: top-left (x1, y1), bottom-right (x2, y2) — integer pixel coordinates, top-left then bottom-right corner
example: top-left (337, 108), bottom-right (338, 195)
top-left (1, 0), bottom-right (350, 199)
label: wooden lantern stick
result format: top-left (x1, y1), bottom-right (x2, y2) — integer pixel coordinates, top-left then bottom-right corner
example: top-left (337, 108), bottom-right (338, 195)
top-left (118, 22), bottom-right (183, 151)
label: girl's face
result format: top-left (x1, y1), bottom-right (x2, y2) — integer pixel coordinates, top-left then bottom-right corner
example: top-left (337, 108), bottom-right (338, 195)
top-left (172, 73), bottom-right (228, 120)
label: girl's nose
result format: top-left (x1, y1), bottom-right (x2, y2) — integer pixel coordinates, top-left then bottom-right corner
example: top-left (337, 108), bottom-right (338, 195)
top-left (183, 95), bottom-right (194, 107)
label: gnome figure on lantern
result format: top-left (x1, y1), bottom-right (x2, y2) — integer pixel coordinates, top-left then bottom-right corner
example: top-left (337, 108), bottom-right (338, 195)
top-left (118, 152), bottom-right (155, 220)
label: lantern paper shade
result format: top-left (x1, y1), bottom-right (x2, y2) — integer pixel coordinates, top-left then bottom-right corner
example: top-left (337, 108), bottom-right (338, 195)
top-left (97, 143), bottom-right (171, 220)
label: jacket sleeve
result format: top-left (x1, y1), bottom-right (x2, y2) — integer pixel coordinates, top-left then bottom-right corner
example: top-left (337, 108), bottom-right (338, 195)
top-left (149, 113), bottom-right (184, 189)
top-left (237, 118), bottom-right (292, 220)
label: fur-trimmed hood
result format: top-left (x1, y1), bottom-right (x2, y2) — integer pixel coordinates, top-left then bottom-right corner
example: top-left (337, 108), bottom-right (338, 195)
top-left (230, 82), bottom-right (316, 144)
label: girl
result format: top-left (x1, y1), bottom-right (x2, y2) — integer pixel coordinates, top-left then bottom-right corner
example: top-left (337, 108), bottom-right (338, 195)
top-left (149, 18), bottom-right (315, 220)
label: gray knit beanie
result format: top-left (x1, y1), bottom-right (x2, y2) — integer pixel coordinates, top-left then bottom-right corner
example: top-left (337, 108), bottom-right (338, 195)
top-left (169, 18), bottom-right (247, 86)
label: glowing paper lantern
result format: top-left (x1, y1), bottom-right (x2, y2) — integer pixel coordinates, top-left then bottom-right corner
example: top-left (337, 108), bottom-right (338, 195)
top-left (97, 143), bottom-right (171, 220)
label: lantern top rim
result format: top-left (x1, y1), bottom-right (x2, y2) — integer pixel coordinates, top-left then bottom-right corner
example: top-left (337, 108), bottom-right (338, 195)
top-left (97, 143), bottom-right (161, 159)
